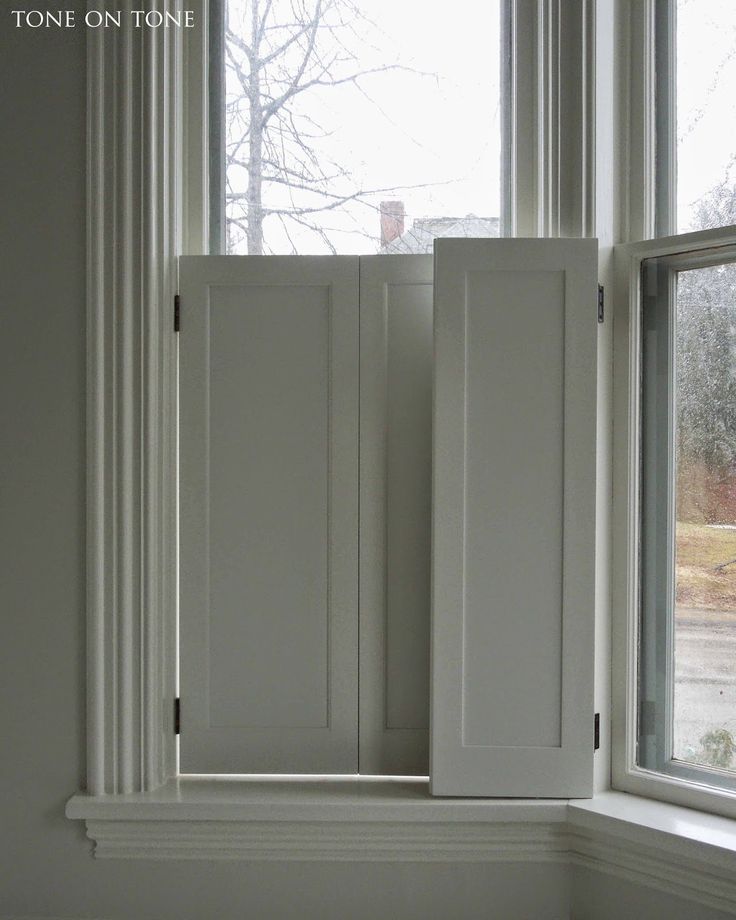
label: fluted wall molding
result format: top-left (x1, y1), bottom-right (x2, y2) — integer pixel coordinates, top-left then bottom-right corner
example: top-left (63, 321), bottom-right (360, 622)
top-left (86, 0), bottom-right (180, 794)
top-left (505, 0), bottom-right (596, 238)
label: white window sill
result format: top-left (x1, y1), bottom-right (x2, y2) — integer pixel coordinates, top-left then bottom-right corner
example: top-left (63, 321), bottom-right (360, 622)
top-left (66, 776), bottom-right (569, 862)
top-left (567, 791), bottom-right (736, 914)
top-left (66, 778), bottom-right (736, 888)
top-left (66, 779), bottom-right (736, 911)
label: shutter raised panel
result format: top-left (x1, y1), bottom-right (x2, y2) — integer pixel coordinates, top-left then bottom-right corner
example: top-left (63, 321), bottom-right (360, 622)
top-left (430, 238), bottom-right (598, 797)
top-left (179, 256), bottom-right (359, 774)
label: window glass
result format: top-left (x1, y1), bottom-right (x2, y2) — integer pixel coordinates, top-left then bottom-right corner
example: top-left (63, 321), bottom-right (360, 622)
top-left (673, 1), bottom-right (736, 233)
top-left (639, 250), bottom-right (736, 786)
top-left (214, 0), bottom-right (502, 254)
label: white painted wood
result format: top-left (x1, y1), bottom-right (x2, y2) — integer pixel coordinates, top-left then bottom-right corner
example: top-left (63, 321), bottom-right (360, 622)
top-left (67, 779), bottom-right (569, 862)
top-left (505, 0), bottom-right (595, 237)
top-left (592, 0), bottom-right (617, 796)
top-left (181, 0), bottom-right (211, 256)
top-left (67, 777), bottom-right (568, 822)
top-left (86, 0), bottom-right (179, 794)
top-left (569, 792), bottom-right (736, 917)
top-left (619, 0), bottom-right (657, 242)
top-left (431, 238), bottom-right (598, 797)
top-left (64, 784), bottom-right (736, 910)
top-left (359, 256), bottom-right (433, 776)
top-left (179, 256), bottom-right (359, 773)
top-left (82, 818), bottom-right (567, 862)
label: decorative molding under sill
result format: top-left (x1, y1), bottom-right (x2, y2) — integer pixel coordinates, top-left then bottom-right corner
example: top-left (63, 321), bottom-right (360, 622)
top-left (67, 783), bottom-right (736, 912)
top-left (85, 818), bottom-right (568, 863)
top-left (569, 828), bottom-right (736, 917)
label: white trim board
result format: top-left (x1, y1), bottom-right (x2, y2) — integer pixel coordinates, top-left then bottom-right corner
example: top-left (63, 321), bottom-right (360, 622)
top-left (67, 783), bottom-right (736, 914)
top-left (86, 0), bottom-right (180, 795)
top-left (569, 793), bottom-right (736, 916)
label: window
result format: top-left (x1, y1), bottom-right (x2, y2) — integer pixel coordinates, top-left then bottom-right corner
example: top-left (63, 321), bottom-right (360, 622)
top-left (176, 0), bottom-right (602, 784)
top-left (639, 244), bottom-right (736, 793)
top-left (210, 0), bottom-right (503, 255)
top-left (74, 0), bottom-right (598, 812)
top-left (63, 0), bottom-right (736, 884)
top-left (656, 0), bottom-right (736, 235)
top-left (613, 0), bottom-right (736, 818)
top-left (184, 0), bottom-right (509, 778)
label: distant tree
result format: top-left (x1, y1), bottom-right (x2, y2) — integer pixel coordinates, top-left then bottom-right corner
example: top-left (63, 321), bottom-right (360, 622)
top-left (698, 728), bottom-right (735, 770)
top-left (691, 167), bottom-right (736, 231)
top-left (677, 266), bottom-right (736, 470)
top-left (676, 172), bottom-right (736, 521)
top-left (224, 0), bottom-right (430, 254)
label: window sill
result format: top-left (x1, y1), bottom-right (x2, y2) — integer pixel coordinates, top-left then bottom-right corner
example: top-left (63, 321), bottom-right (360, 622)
top-left (567, 791), bottom-right (736, 914)
top-left (66, 776), bottom-right (569, 861)
top-left (67, 781), bottom-right (736, 910)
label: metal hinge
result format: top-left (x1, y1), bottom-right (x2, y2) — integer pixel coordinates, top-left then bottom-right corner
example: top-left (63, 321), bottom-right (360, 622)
top-left (174, 294), bottom-right (180, 332)
top-left (597, 285), bottom-right (604, 324)
top-left (594, 712), bottom-right (600, 751)
top-left (174, 697), bottom-right (181, 735)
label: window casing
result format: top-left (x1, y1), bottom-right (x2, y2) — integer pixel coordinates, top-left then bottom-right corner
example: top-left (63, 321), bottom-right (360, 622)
top-left (613, 227), bottom-right (736, 821)
top-left (639, 244), bottom-right (736, 793)
top-left (76, 0), bottom-right (598, 812)
top-left (612, 0), bottom-right (736, 818)
top-left (64, 4), bottom-right (736, 887)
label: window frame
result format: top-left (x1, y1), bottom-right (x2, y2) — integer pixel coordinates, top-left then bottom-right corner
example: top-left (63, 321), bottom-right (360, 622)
top-left (78, 0), bottom-right (594, 807)
top-left (193, 0), bottom-right (596, 255)
top-left (612, 224), bottom-right (736, 821)
top-left (69, 0), bottom-right (736, 882)
top-left (612, 0), bottom-right (736, 820)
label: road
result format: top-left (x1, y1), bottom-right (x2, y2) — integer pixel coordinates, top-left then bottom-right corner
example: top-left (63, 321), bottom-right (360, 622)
top-left (673, 606), bottom-right (736, 762)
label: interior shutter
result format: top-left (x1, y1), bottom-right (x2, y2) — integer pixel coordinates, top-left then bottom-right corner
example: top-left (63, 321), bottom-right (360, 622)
top-left (359, 255), bottom-right (433, 775)
top-left (178, 256), bottom-right (359, 773)
top-left (430, 238), bottom-right (598, 797)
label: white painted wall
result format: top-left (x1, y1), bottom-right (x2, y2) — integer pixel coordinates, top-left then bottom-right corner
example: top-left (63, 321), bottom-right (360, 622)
top-left (571, 867), bottom-right (734, 920)
top-left (0, 9), bottom-right (726, 920)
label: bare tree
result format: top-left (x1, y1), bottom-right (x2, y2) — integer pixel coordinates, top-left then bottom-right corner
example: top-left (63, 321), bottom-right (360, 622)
top-left (224, 0), bottom-right (430, 254)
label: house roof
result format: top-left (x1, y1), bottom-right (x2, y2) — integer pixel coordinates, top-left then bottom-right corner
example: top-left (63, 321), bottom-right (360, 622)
top-left (380, 214), bottom-right (500, 254)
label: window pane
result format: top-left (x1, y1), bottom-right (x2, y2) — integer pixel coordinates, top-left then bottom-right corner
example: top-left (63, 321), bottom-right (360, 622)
top-left (673, 262), bottom-right (736, 771)
top-left (216, 0), bottom-right (502, 254)
top-left (674, 1), bottom-right (736, 233)
top-left (640, 252), bottom-right (736, 785)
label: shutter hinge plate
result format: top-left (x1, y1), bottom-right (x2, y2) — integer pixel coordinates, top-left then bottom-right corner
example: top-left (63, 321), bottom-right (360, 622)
top-left (597, 285), bottom-right (604, 323)
top-left (174, 294), bottom-right (180, 332)
top-left (594, 712), bottom-right (600, 751)
top-left (174, 697), bottom-right (181, 735)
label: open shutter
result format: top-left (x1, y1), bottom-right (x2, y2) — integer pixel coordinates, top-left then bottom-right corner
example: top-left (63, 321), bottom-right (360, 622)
top-left (430, 238), bottom-right (598, 797)
top-left (179, 256), bottom-right (359, 773)
top-left (359, 255), bottom-right (433, 775)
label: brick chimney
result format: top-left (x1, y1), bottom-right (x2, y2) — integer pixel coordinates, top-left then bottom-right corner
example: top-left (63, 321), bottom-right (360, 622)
top-left (380, 200), bottom-right (405, 247)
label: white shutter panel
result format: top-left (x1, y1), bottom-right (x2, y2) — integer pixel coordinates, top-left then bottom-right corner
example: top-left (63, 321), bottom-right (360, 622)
top-left (430, 238), bottom-right (598, 797)
top-left (179, 256), bottom-right (359, 773)
top-left (359, 255), bottom-right (433, 775)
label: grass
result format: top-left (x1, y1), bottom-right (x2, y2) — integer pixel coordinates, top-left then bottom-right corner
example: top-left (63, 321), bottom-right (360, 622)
top-left (676, 521), bottom-right (736, 609)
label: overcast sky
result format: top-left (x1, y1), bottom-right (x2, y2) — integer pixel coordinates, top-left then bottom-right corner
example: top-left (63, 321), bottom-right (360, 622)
top-left (676, 0), bottom-right (736, 231)
top-left (225, 0), bottom-right (501, 254)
